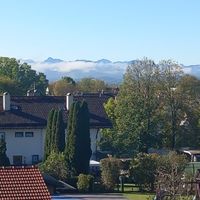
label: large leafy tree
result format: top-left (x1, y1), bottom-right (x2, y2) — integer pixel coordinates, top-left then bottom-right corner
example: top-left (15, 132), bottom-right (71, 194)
top-left (115, 58), bottom-right (161, 154)
top-left (99, 97), bottom-right (127, 156)
top-left (0, 57), bottom-right (48, 95)
top-left (49, 76), bottom-right (76, 96)
top-left (173, 75), bottom-right (200, 148)
top-left (0, 138), bottom-right (10, 166)
top-left (158, 60), bottom-right (185, 149)
top-left (0, 75), bottom-right (20, 95)
top-left (65, 100), bottom-right (92, 176)
top-left (157, 61), bottom-right (200, 149)
top-left (100, 59), bottom-right (200, 156)
top-left (77, 78), bottom-right (107, 92)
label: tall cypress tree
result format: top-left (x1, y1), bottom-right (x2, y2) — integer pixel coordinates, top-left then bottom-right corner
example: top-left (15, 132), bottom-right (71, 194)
top-left (44, 108), bottom-right (66, 161)
top-left (51, 110), bottom-right (59, 152)
top-left (55, 109), bottom-right (65, 152)
top-left (65, 101), bottom-right (79, 175)
top-left (0, 138), bottom-right (10, 166)
top-left (65, 100), bottom-right (92, 176)
top-left (76, 100), bottom-right (92, 174)
top-left (44, 109), bottom-right (55, 160)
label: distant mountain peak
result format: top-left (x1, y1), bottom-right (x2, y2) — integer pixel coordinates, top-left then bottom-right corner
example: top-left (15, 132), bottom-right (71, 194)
top-left (95, 59), bottom-right (112, 64)
top-left (43, 57), bottom-right (63, 64)
top-left (75, 59), bottom-right (92, 62)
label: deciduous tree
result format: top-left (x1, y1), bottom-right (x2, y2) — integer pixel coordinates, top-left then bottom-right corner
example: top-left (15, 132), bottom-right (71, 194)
top-left (77, 78), bottom-right (107, 92)
top-left (0, 57), bottom-right (48, 95)
top-left (49, 76), bottom-right (76, 96)
top-left (115, 58), bottom-right (161, 154)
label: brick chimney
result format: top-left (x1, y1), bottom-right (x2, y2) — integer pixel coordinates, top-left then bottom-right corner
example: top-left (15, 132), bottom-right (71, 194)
top-left (66, 93), bottom-right (73, 110)
top-left (3, 92), bottom-right (10, 111)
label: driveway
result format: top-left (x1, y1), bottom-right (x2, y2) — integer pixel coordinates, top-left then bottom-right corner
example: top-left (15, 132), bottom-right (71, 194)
top-left (52, 193), bottom-right (127, 200)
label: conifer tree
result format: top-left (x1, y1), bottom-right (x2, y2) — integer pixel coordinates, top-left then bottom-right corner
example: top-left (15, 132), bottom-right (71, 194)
top-left (76, 100), bottom-right (92, 174)
top-left (65, 100), bottom-right (92, 176)
top-left (44, 108), bottom-right (66, 160)
top-left (65, 101), bottom-right (79, 175)
top-left (0, 138), bottom-right (10, 166)
top-left (51, 110), bottom-right (59, 152)
top-left (55, 109), bottom-right (65, 152)
top-left (44, 109), bottom-right (55, 160)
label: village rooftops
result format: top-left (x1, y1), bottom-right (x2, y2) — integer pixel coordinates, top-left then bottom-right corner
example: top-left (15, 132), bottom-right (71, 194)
top-left (0, 93), bottom-right (113, 129)
top-left (0, 166), bottom-right (51, 200)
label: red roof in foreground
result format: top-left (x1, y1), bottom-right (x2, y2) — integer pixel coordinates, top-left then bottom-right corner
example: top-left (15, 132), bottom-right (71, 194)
top-left (0, 166), bottom-right (51, 200)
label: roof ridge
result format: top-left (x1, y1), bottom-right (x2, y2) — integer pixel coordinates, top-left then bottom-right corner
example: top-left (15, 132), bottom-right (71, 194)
top-left (0, 165), bottom-right (37, 169)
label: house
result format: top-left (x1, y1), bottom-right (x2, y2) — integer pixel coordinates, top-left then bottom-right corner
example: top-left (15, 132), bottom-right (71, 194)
top-left (0, 166), bottom-right (51, 199)
top-left (0, 92), bottom-right (112, 165)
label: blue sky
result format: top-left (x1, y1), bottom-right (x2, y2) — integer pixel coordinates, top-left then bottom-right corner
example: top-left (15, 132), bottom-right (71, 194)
top-left (0, 0), bottom-right (199, 65)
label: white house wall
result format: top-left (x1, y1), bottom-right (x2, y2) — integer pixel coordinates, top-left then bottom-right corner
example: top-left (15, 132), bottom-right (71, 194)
top-left (90, 128), bottom-right (100, 154)
top-left (2, 127), bottom-right (100, 165)
top-left (2, 128), bottom-right (45, 165)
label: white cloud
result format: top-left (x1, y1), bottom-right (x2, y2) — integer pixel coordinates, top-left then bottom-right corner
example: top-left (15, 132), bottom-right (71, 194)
top-left (30, 60), bottom-right (128, 75)
top-left (31, 61), bottom-right (96, 73)
top-left (20, 59), bottom-right (129, 82)
top-left (182, 67), bottom-right (192, 74)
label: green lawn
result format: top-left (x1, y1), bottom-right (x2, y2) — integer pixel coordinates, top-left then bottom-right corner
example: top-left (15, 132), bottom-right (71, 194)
top-left (123, 192), bottom-right (154, 200)
top-left (121, 184), bottom-right (155, 200)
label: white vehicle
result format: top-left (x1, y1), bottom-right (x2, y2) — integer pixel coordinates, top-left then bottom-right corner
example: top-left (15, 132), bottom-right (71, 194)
top-left (180, 150), bottom-right (200, 162)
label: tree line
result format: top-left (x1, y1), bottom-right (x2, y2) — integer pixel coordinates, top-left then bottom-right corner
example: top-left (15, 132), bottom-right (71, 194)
top-left (0, 57), bottom-right (48, 95)
top-left (0, 57), bottom-right (112, 96)
top-left (100, 58), bottom-right (200, 156)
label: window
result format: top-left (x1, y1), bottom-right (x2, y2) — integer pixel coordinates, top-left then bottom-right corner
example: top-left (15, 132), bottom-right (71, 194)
top-left (13, 155), bottom-right (23, 166)
top-left (15, 132), bottom-right (24, 137)
top-left (25, 132), bottom-right (34, 137)
top-left (32, 155), bottom-right (39, 164)
top-left (0, 132), bottom-right (5, 140)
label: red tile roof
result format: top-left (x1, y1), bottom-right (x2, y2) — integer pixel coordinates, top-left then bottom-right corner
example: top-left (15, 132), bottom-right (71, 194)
top-left (0, 166), bottom-right (51, 200)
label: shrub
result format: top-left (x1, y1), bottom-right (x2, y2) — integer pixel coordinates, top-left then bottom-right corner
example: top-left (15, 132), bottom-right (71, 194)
top-left (130, 153), bottom-right (159, 191)
top-left (100, 157), bottom-right (121, 191)
top-left (39, 151), bottom-right (69, 181)
top-left (77, 174), bottom-right (94, 192)
top-left (156, 151), bottom-right (189, 198)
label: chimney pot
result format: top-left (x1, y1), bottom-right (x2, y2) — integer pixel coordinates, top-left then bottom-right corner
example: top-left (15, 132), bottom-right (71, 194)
top-left (66, 93), bottom-right (73, 110)
top-left (27, 90), bottom-right (30, 96)
top-left (3, 92), bottom-right (10, 111)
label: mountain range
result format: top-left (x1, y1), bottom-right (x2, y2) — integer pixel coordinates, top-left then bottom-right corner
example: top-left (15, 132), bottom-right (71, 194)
top-left (21, 57), bottom-right (200, 83)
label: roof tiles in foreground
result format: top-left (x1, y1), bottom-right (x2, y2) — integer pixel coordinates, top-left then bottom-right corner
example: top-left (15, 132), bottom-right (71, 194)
top-left (0, 166), bottom-right (51, 200)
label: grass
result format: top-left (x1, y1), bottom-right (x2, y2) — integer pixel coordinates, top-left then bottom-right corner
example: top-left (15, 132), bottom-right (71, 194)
top-left (120, 184), bottom-right (155, 200)
top-left (124, 192), bottom-right (154, 200)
